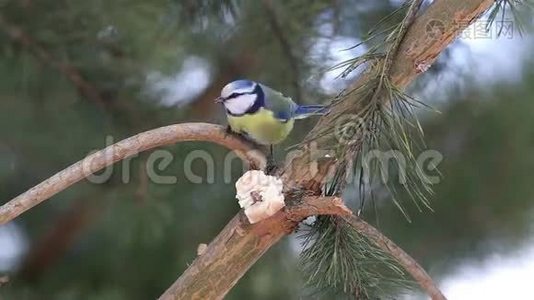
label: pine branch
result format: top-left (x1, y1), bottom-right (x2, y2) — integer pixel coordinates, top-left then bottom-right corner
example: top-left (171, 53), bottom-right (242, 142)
top-left (487, 0), bottom-right (534, 36)
top-left (0, 1), bottom-right (496, 299)
top-left (0, 123), bottom-right (265, 225)
top-left (307, 0), bottom-right (496, 146)
top-left (342, 215), bottom-right (446, 300)
top-left (159, 195), bottom-right (444, 300)
top-left (163, 2), bottom-right (493, 298)
top-left (299, 216), bottom-right (415, 298)
top-left (296, 1), bottom-right (494, 296)
top-left (159, 196), bottom-right (351, 300)
top-left (302, 0), bottom-right (495, 211)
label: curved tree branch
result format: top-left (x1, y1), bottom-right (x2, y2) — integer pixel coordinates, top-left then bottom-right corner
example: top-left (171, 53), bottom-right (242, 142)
top-left (159, 196), bottom-right (351, 300)
top-left (342, 215), bottom-right (446, 300)
top-left (0, 123), bottom-right (265, 225)
top-left (159, 194), bottom-right (445, 300)
top-left (163, 1), bottom-right (494, 299)
top-left (307, 0), bottom-right (495, 138)
top-left (1, 1), bottom-right (496, 299)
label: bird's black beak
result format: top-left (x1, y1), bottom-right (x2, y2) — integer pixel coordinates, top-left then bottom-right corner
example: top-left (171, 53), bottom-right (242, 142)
top-left (215, 96), bottom-right (224, 103)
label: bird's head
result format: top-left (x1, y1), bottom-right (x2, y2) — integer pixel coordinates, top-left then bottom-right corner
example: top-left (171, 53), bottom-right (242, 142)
top-left (216, 80), bottom-right (264, 115)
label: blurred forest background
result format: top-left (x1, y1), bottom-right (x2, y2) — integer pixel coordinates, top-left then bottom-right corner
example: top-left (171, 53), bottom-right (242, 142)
top-left (0, 0), bottom-right (533, 299)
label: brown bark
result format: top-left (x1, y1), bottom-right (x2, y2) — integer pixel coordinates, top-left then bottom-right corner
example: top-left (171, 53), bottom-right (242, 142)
top-left (308, 0), bottom-right (495, 138)
top-left (390, 0), bottom-right (496, 87)
top-left (165, 1), bottom-right (494, 299)
top-left (0, 0), bottom-right (496, 299)
top-left (159, 196), bottom-right (351, 300)
top-left (342, 215), bottom-right (446, 300)
top-left (0, 123), bottom-right (265, 225)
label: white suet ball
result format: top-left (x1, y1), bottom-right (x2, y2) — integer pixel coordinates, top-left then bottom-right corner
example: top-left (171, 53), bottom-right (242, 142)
top-left (235, 170), bottom-right (285, 224)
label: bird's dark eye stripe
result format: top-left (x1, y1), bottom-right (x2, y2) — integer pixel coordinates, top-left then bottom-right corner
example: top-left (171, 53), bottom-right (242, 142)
top-left (226, 91), bottom-right (255, 100)
top-left (227, 92), bottom-right (242, 99)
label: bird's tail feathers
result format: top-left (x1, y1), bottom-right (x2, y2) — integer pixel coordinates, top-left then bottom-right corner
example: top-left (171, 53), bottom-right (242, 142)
top-left (293, 105), bottom-right (329, 119)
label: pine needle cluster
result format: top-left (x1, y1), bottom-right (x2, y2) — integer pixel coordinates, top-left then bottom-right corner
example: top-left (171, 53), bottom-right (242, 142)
top-left (299, 216), bottom-right (414, 299)
top-left (298, 1), bottom-right (432, 298)
top-left (299, 0), bottom-right (533, 297)
top-left (487, 0), bottom-right (534, 36)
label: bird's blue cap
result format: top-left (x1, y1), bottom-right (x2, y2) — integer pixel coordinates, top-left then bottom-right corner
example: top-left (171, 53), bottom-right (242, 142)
top-left (220, 80), bottom-right (257, 99)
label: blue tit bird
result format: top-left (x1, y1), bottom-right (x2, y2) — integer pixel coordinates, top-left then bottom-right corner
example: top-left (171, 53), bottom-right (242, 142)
top-left (216, 79), bottom-right (327, 148)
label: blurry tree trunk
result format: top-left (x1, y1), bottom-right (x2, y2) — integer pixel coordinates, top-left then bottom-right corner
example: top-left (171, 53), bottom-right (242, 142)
top-left (161, 0), bottom-right (494, 299)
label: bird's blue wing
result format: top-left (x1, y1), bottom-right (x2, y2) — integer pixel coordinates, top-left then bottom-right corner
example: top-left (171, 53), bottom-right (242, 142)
top-left (293, 105), bottom-right (328, 119)
top-left (259, 83), bottom-right (328, 120)
top-left (259, 84), bottom-right (298, 121)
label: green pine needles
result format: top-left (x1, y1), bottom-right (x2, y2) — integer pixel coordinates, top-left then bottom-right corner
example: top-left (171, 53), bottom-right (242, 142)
top-left (487, 0), bottom-right (534, 36)
top-left (298, 1), bottom-right (433, 298)
top-left (297, 0), bottom-right (529, 298)
top-left (299, 216), bottom-right (414, 299)
top-left (302, 0), bottom-right (432, 216)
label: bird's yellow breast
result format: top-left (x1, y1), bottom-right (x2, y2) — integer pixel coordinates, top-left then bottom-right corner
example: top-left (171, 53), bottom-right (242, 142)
top-left (227, 108), bottom-right (294, 145)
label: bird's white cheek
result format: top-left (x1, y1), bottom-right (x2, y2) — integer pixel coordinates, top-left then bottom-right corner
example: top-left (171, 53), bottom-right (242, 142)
top-left (225, 94), bottom-right (256, 115)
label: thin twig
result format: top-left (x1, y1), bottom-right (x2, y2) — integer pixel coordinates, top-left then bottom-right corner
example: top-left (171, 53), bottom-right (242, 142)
top-left (0, 123), bottom-right (265, 225)
top-left (0, 14), bottom-right (106, 108)
top-left (342, 215), bottom-right (446, 300)
top-left (160, 194), bottom-right (446, 300)
top-left (368, 0), bottom-right (424, 105)
top-left (383, 0), bottom-right (424, 76)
